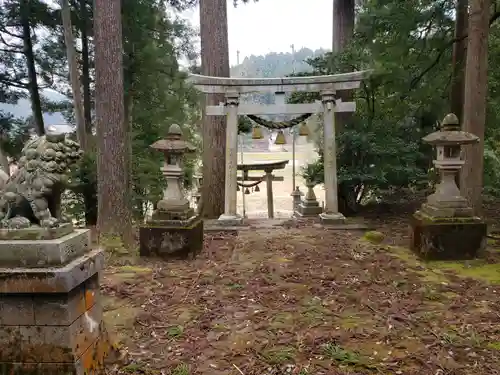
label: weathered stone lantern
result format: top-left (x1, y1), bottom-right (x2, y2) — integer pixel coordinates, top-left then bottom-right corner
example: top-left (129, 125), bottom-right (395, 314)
top-left (410, 113), bottom-right (486, 260)
top-left (139, 124), bottom-right (203, 259)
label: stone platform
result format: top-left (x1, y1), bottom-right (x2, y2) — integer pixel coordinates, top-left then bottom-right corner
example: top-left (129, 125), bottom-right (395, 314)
top-left (139, 217), bottom-right (204, 259)
top-left (410, 212), bottom-right (487, 260)
top-left (0, 229), bottom-right (112, 374)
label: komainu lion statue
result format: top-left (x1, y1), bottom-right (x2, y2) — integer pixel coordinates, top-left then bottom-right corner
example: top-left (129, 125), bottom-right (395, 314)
top-left (0, 133), bottom-right (83, 229)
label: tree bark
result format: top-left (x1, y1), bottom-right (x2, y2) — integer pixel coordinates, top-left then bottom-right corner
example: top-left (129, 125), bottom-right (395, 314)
top-left (460, 0), bottom-right (491, 215)
top-left (21, 0), bottom-right (45, 136)
top-left (451, 0), bottom-right (468, 188)
top-left (332, 0), bottom-right (355, 212)
top-left (450, 0), bottom-right (468, 121)
top-left (332, 0), bottom-right (355, 135)
top-left (80, 0), bottom-right (93, 136)
top-left (332, 0), bottom-right (355, 54)
top-left (61, 0), bottom-right (87, 150)
top-left (79, 0), bottom-right (97, 226)
top-left (199, 0), bottom-right (230, 218)
top-left (94, 0), bottom-right (133, 243)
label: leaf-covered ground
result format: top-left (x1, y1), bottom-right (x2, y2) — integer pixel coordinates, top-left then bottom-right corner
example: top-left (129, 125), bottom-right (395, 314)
top-left (103, 224), bottom-right (500, 375)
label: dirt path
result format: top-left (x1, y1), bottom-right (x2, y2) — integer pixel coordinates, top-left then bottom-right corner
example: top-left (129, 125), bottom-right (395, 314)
top-left (103, 225), bottom-right (500, 375)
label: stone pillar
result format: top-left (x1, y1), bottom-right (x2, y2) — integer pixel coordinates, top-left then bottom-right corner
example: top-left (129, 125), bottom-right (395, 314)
top-left (0, 227), bottom-right (114, 373)
top-left (218, 91), bottom-right (243, 225)
top-left (291, 186), bottom-right (304, 214)
top-left (320, 90), bottom-right (345, 224)
top-left (266, 170), bottom-right (274, 219)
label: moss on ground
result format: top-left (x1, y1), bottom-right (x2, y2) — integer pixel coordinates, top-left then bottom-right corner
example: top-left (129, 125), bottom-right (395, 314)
top-left (362, 231), bottom-right (385, 244)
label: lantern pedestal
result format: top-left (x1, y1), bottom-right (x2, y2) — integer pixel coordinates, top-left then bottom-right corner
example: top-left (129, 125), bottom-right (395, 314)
top-left (217, 214), bottom-right (244, 226)
top-left (410, 211), bottom-right (486, 260)
top-left (139, 215), bottom-right (203, 260)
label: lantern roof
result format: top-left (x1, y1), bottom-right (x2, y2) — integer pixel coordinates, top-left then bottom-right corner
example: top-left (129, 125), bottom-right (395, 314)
top-left (150, 124), bottom-right (196, 153)
top-left (422, 113), bottom-right (479, 146)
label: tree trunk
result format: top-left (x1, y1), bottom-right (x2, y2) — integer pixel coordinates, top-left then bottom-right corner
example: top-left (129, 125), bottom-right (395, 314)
top-left (94, 0), bottom-right (133, 244)
top-left (78, 0), bottom-right (97, 226)
top-left (332, 0), bottom-right (355, 54)
top-left (21, 0), bottom-right (45, 136)
top-left (199, 0), bottom-right (230, 219)
top-left (450, 0), bottom-right (468, 121)
top-left (332, 0), bottom-right (355, 135)
top-left (451, 0), bottom-right (468, 189)
top-left (80, 0), bottom-right (93, 136)
top-left (460, 0), bottom-right (491, 215)
top-left (61, 0), bottom-right (87, 150)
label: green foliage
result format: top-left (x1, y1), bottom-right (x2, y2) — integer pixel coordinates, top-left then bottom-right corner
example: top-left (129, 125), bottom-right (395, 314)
top-left (122, 0), bottom-right (200, 218)
top-left (295, 0), bottom-right (458, 211)
top-left (484, 22), bottom-right (500, 197)
top-left (301, 158), bottom-right (323, 184)
top-left (238, 116), bottom-right (253, 134)
top-left (0, 111), bottom-right (31, 161)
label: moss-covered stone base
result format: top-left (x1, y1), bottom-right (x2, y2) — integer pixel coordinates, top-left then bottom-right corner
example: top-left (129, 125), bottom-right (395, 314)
top-left (139, 218), bottom-right (203, 260)
top-left (0, 223), bottom-right (74, 241)
top-left (410, 212), bottom-right (487, 260)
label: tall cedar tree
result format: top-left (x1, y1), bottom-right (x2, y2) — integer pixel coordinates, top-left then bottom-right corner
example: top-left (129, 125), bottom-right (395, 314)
top-left (460, 0), bottom-right (491, 214)
top-left (332, 0), bottom-right (354, 136)
top-left (451, 0), bottom-right (468, 188)
top-left (93, 0), bottom-right (133, 242)
top-left (20, 0), bottom-right (45, 135)
top-left (199, 0), bottom-right (230, 218)
top-left (450, 0), bottom-right (468, 121)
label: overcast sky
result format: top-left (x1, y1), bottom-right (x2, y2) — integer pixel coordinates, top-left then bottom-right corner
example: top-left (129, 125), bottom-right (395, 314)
top-left (181, 0), bottom-right (333, 66)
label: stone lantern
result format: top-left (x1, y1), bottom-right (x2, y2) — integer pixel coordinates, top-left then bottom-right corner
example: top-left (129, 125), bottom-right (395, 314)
top-left (139, 124), bottom-right (203, 259)
top-left (410, 113), bottom-right (486, 260)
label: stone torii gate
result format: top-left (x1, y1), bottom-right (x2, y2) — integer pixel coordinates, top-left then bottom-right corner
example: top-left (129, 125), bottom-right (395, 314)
top-left (187, 71), bottom-right (371, 225)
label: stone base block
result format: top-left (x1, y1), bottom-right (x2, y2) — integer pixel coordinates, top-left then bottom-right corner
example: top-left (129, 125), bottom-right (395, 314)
top-left (319, 212), bottom-right (346, 225)
top-left (410, 213), bottom-right (487, 260)
top-left (217, 214), bottom-right (244, 226)
top-left (296, 202), bottom-right (323, 217)
top-left (0, 229), bottom-right (91, 268)
top-left (0, 251), bottom-right (112, 374)
top-left (139, 218), bottom-right (203, 259)
top-left (0, 248), bottom-right (104, 293)
top-left (0, 333), bottom-right (112, 375)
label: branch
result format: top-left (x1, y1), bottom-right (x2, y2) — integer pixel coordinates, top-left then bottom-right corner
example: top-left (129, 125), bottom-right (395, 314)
top-left (0, 48), bottom-right (23, 54)
top-left (0, 76), bottom-right (27, 89)
top-left (0, 28), bottom-right (22, 39)
top-left (0, 33), bottom-right (21, 49)
top-left (408, 10), bottom-right (500, 91)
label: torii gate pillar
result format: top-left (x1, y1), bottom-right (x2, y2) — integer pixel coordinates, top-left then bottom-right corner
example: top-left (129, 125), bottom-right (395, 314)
top-left (320, 89), bottom-right (344, 224)
top-left (218, 91), bottom-right (242, 224)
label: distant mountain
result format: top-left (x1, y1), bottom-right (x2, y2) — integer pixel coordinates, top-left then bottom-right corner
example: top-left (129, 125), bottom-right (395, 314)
top-left (230, 47), bottom-right (327, 78)
top-left (0, 89), bottom-right (72, 132)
